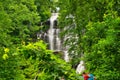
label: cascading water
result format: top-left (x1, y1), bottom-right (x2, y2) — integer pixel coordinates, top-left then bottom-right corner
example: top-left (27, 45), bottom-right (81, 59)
top-left (38, 12), bottom-right (69, 62)
top-left (37, 11), bottom-right (85, 74)
top-left (48, 12), bottom-right (61, 50)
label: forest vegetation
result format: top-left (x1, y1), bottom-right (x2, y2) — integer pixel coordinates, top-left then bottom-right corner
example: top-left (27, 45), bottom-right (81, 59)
top-left (0, 0), bottom-right (120, 80)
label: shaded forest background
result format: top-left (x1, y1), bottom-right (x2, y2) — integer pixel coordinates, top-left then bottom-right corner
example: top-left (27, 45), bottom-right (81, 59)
top-left (0, 0), bottom-right (120, 80)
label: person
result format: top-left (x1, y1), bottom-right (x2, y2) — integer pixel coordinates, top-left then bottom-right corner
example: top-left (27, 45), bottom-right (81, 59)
top-left (82, 72), bottom-right (89, 80)
top-left (88, 73), bottom-right (94, 80)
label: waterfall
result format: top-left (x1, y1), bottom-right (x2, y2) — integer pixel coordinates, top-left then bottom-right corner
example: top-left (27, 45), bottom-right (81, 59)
top-left (37, 11), bottom-right (85, 73)
top-left (48, 12), bottom-right (61, 50)
top-left (47, 12), bottom-right (70, 62)
top-left (63, 50), bottom-right (69, 62)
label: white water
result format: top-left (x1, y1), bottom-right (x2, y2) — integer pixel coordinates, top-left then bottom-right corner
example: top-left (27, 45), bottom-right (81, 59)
top-left (37, 12), bottom-right (85, 74)
top-left (76, 60), bottom-right (85, 74)
top-left (48, 13), bottom-right (85, 73)
top-left (63, 50), bottom-right (69, 62)
top-left (48, 12), bottom-right (70, 62)
top-left (48, 13), bottom-right (59, 50)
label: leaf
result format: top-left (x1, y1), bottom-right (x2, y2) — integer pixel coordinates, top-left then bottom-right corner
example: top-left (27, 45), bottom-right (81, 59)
top-left (4, 48), bottom-right (9, 53)
top-left (2, 53), bottom-right (9, 60)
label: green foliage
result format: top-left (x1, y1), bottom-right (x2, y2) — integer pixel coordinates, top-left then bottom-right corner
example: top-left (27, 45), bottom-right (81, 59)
top-left (0, 47), bottom-right (24, 80)
top-left (83, 12), bottom-right (120, 80)
top-left (0, 0), bottom-right (41, 46)
top-left (18, 41), bottom-right (80, 80)
top-left (58, 0), bottom-right (120, 79)
top-left (0, 40), bottom-right (81, 80)
top-left (0, 1), bottom-right (41, 79)
top-left (0, 0), bottom-right (67, 80)
top-left (1, 0), bottom-right (120, 80)
top-left (35, 0), bottom-right (51, 22)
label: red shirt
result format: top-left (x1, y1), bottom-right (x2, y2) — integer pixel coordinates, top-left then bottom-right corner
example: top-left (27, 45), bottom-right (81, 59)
top-left (83, 74), bottom-right (89, 80)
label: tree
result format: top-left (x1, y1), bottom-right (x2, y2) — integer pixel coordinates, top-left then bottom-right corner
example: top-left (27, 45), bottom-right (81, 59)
top-left (18, 41), bottom-right (80, 80)
top-left (0, 0), bottom-right (82, 79)
top-left (0, 0), bottom-right (49, 79)
top-left (83, 11), bottom-right (120, 80)
top-left (58, 0), bottom-right (120, 79)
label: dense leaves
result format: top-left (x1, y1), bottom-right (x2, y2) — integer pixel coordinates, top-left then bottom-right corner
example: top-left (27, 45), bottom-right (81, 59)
top-left (58, 0), bottom-right (120, 79)
top-left (0, 0), bottom-right (81, 80)
top-left (0, 0), bottom-right (120, 80)
top-left (83, 12), bottom-right (120, 79)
